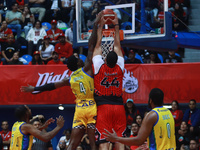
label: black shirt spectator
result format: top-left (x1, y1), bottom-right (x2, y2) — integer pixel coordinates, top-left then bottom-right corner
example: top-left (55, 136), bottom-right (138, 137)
top-left (164, 51), bottom-right (183, 63)
top-left (8, 52), bottom-right (23, 65)
top-left (125, 50), bottom-right (142, 64)
top-left (1, 34), bottom-right (20, 63)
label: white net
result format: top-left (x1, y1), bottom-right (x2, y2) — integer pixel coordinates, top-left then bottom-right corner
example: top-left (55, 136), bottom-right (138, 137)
top-left (101, 29), bottom-right (115, 60)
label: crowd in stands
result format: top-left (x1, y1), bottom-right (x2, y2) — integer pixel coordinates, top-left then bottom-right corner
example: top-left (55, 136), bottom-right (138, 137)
top-left (0, 99), bottom-right (199, 150)
top-left (0, 0), bottom-right (189, 66)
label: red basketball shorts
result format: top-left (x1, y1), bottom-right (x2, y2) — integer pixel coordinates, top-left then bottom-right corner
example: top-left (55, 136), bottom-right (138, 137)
top-left (95, 104), bottom-right (126, 144)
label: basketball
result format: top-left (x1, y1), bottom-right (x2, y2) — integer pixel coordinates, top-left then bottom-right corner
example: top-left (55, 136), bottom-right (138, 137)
top-left (103, 9), bottom-right (115, 25)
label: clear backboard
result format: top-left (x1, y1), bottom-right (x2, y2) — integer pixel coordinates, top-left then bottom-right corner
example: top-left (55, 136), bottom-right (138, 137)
top-left (74, 0), bottom-right (177, 50)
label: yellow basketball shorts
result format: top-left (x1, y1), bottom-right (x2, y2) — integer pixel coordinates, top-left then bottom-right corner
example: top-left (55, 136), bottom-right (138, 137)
top-left (72, 100), bottom-right (97, 128)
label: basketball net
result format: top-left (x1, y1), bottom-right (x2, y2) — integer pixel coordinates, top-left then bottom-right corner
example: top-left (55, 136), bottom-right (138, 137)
top-left (101, 29), bottom-right (115, 60)
top-left (88, 28), bottom-right (123, 60)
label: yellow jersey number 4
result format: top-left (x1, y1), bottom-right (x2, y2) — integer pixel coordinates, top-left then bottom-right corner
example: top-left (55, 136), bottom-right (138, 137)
top-left (79, 82), bottom-right (86, 95)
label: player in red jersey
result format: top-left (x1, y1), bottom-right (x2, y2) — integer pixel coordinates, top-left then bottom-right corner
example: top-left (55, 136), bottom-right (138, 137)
top-left (92, 13), bottom-right (126, 150)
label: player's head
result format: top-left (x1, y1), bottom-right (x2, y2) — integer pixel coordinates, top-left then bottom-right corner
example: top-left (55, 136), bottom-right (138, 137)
top-left (106, 51), bottom-right (118, 68)
top-left (67, 55), bottom-right (78, 71)
top-left (15, 105), bottom-right (32, 121)
top-left (148, 88), bottom-right (164, 108)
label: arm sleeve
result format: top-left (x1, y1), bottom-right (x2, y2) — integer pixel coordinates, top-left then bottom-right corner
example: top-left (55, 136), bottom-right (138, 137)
top-left (34, 83), bottom-right (56, 92)
top-left (92, 55), bottom-right (104, 75)
top-left (117, 56), bottom-right (124, 71)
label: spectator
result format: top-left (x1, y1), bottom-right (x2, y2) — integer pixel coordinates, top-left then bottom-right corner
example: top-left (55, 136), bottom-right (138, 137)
top-left (54, 33), bottom-right (73, 64)
top-left (164, 51), bottom-right (183, 63)
top-left (61, 0), bottom-right (75, 24)
top-left (29, 0), bottom-right (46, 22)
top-left (0, 121), bottom-right (12, 150)
top-left (31, 117), bottom-right (53, 150)
top-left (39, 35), bottom-right (54, 64)
top-left (0, 20), bottom-right (13, 43)
top-left (129, 122), bottom-right (148, 150)
top-left (145, 51), bottom-right (161, 63)
top-left (22, 6), bottom-right (35, 38)
top-left (189, 139), bottom-right (199, 150)
top-left (47, 51), bottom-right (64, 65)
top-left (182, 99), bottom-right (200, 136)
top-left (125, 50), bottom-right (142, 64)
top-left (172, 2), bottom-right (186, 31)
top-left (176, 121), bottom-right (191, 150)
top-left (5, 2), bottom-right (22, 39)
top-left (8, 52), bottom-right (23, 65)
top-left (47, 20), bottom-right (63, 45)
top-left (124, 98), bottom-right (140, 137)
top-left (29, 51), bottom-right (43, 65)
top-left (145, 0), bottom-right (159, 24)
top-left (65, 22), bottom-right (73, 44)
top-left (0, 1), bottom-right (6, 15)
top-left (56, 129), bottom-right (71, 150)
top-left (82, 0), bottom-right (95, 22)
top-left (44, 0), bottom-right (62, 22)
top-left (1, 34), bottom-right (20, 64)
top-left (76, 145), bottom-right (83, 150)
top-left (26, 20), bottom-right (47, 55)
top-left (170, 100), bottom-right (184, 132)
top-left (152, 2), bottom-right (164, 29)
top-left (80, 133), bottom-right (90, 150)
top-left (0, 52), bottom-right (3, 65)
top-left (135, 114), bottom-right (143, 127)
top-left (58, 140), bottom-right (67, 150)
top-left (87, 2), bottom-right (101, 29)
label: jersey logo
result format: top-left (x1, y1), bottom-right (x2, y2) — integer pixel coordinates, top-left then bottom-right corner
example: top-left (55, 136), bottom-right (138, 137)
top-left (123, 69), bottom-right (138, 93)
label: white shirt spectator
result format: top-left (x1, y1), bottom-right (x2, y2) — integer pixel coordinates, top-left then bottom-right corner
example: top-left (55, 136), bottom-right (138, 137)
top-left (26, 27), bottom-right (47, 44)
top-left (65, 28), bottom-right (73, 43)
top-left (39, 44), bottom-right (54, 58)
top-left (56, 136), bottom-right (70, 150)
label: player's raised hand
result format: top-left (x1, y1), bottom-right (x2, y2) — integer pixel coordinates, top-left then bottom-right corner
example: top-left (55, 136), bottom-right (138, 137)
top-left (20, 84), bottom-right (34, 92)
top-left (94, 11), bottom-right (104, 25)
top-left (99, 16), bottom-right (109, 28)
top-left (40, 118), bottom-right (55, 130)
top-left (110, 12), bottom-right (119, 25)
top-left (56, 115), bottom-right (65, 129)
top-left (103, 128), bottom-right (118, 143)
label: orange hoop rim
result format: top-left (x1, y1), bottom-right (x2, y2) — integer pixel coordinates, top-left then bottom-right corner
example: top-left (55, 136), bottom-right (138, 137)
top-left (88, 29), bottom-right (124, 41)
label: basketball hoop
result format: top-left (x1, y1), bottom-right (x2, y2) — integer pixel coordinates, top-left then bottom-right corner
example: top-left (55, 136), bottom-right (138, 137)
top-left (88, 29), bottom-right (124, 60)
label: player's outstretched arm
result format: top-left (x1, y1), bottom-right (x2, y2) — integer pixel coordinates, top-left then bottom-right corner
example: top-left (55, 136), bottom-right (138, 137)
top-left (20, 77), bottom-right (70, 93)
top-left (21, 115), bottom-right (65, 142)
top-left (93, 15), bottom-right (108, 57)
top-left (103, 111), bottom-right (157, 146)
top-left (111, 13), bottom-right (123, 57)
top-left (84, 11), bottom-right (103, 75)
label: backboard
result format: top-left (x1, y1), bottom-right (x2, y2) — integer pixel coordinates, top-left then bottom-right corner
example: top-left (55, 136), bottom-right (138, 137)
top-left (74, 0), bottom-right (177, 50)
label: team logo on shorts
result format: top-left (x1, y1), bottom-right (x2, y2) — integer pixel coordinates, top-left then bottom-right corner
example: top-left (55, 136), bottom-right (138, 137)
top-left (123, 69), bottom-right (138, 93)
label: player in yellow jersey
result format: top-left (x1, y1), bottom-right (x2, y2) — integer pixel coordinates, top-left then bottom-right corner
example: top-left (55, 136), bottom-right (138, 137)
top-left (103, 88), bottom-right (176, 150)
top-left (10, 105), bottom-right (64, 150)
top-left (20, 12), bottom-right (104, 150)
